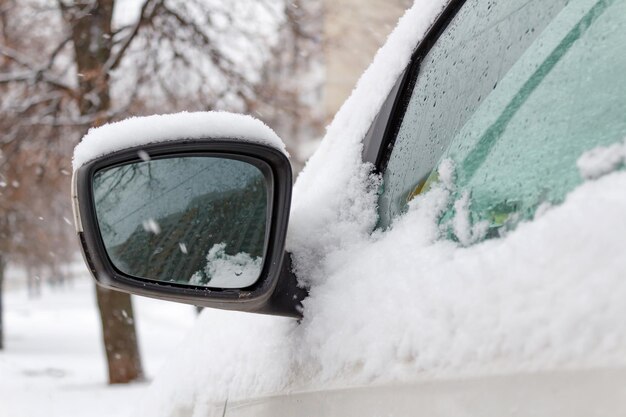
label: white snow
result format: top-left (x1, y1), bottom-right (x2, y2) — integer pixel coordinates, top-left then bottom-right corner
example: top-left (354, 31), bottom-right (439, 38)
top-left (137, 150), bottom-right (151, 162)
top-left (577, 137), bottom-right (626, 180)
top-left (142, 218), bottom-right (161, 235)
top-left (0, 271), bottom-right (196, 417)
top-left (437, 157), bottom-right (456, 189)
top-left (451, 191), bottom-right (489, 246)
top-left (72, 112), bottom-right (287, 170)
top-left (139, 169), bottom-right (626, 416)
top-left (190, 243), bottom-right (261, 289)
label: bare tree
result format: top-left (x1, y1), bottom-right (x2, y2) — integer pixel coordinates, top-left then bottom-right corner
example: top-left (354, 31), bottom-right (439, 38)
top-left (0, 0), bottom-right (323, 374)
top-left (257, 0), bottom-right (325, 173)
top-left (0, 255), bottom-right (4, 350)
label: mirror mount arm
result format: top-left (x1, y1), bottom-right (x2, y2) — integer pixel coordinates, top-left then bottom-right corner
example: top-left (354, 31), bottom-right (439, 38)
top-left (260, 252), bottom-right (308, 319)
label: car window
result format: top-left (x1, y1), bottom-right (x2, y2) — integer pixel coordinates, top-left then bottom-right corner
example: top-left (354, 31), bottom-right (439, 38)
top-left (433, 0), bottom-right (626, 241)
top-left (377, 0), bottom-right (569, 229)
top-left (377, 0), bottom-right (626, 236)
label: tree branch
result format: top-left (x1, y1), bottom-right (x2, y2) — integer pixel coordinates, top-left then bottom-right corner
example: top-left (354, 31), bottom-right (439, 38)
top-left (0, 71), bottom-right (76, 97)
top-left (0, 45), bottom-right (76, 97)
top-left (105, 0), bottom-right (162, 72)
top-left (45, 36), bottom-right (73, 70)
top-left (159, 3), bottom-right (250, 86)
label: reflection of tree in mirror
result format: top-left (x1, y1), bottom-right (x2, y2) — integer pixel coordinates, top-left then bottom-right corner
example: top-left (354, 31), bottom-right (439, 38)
top-left (94, 162), bottom-right (164, 239)
top-left (110, 174), bottom-right (266, 287)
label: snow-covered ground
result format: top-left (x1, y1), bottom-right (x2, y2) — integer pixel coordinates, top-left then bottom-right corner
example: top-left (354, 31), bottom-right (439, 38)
top-left (0, 269), bottom-right (196, 417)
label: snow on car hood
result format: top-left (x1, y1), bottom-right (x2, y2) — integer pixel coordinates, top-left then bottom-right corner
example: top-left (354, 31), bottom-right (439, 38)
top-left (72, 111), bottom-right (286, 170)
top-left (138, 1), bottom-right (626, 416)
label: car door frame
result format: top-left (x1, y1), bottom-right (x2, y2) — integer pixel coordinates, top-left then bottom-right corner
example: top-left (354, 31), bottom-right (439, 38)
top-left (361, 0), bottom-right (467, 174)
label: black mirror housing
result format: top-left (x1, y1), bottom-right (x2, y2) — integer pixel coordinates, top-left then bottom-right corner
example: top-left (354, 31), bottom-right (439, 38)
top-left (72, 138), bottom-right (303, 317)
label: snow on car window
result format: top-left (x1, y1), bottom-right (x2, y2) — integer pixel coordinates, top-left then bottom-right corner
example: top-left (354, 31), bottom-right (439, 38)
top-left (577, 138), bottom-right (626, 180)
top-left (378, 0), bottom-right (569, 229)
top-left (430, 0), bottom-right (626, 241)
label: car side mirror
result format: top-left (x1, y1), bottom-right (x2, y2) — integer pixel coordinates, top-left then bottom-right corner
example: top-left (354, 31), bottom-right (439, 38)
top-left (71, 112), bottom-right (304, 317)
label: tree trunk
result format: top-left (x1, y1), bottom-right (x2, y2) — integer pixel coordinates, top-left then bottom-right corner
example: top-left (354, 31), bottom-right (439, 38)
top-left (0, 255), bottom-right (5, 350)
top-left (95, 286), bottom-right (143, 383)
top-left (62, 0), bottom-right (144, 384)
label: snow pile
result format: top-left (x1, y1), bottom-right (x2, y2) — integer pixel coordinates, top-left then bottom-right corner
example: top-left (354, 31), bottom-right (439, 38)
top-left (72, 111), bottom-right (286, 170)
top-left (577, 137), bottom-right (626, 180)
top-left (190, 243), bottom-right (261, 289)
top-left (451, 190), bottom-right (490, 246)
top-left (139, 167), bottom-right (626, 416)
top-left (296, 170), bottom-right (626, 383)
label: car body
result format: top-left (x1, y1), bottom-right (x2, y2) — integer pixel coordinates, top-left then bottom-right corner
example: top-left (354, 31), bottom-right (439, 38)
top-left (71, 0), bottom-right (626, 415)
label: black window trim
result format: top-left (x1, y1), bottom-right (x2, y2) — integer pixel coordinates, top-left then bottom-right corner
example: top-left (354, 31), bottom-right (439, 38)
top-left (362, 0), bottom-right (469, 174)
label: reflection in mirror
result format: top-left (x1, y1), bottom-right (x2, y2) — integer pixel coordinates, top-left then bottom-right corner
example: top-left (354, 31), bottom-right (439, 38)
top-left (93, 156), bottom-right (268, 289)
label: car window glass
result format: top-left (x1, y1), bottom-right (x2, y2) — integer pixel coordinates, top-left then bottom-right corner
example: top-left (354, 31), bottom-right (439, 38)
top-left (434, 0), bottom-right (626, 240)
top-left (377, 0), bottom-right (569, 229)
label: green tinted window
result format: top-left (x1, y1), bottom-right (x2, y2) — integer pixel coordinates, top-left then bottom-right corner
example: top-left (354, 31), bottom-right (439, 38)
top-left (378, 0), bottom-right (569, 229)
top-left (379, 0), bottom-right (626, 239)
top-left (438, 0), bottom-right (626, 237)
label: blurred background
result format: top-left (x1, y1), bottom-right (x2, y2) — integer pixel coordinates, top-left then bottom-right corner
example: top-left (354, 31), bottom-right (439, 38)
top-left (0, 0), bottom-right (410, 415)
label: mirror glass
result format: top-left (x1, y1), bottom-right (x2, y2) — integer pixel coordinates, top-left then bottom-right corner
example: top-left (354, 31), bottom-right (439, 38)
top-left (93, 155), bottom-right (268, 289)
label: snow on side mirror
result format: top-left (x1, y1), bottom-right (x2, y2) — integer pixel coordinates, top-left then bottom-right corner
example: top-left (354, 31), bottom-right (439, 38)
top-left (71, 112), bottom-right (302, 317)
